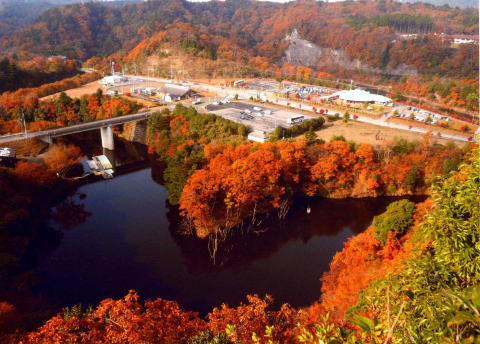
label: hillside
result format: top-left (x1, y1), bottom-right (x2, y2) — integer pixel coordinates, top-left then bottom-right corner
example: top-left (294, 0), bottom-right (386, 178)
top-left (1, 121), bottom-right (478, 343)
top-left (0, 0), bottom-right (477, 78)
top-left (402, 0), bottom-right (479, 8)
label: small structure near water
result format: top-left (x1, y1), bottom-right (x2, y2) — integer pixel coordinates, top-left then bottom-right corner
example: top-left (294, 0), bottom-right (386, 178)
top-left (0, 147), bottom-right (16, 167)
top-left (85, 155), bottom-right (114, 179)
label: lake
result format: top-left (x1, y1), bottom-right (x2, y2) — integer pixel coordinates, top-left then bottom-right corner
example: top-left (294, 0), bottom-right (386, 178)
top-left (1, 135), bottom-right (424, 329)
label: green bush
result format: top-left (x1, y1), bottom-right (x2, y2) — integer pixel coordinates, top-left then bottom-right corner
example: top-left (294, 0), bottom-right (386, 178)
top-left (351, 148), bottom-right (480, 342)
top-left (391, 137), bottom-right (419, 154)
top-left (147, 111), bottom-right (170, 133)
top-left (373, 199), bottom-right (416, 244)
top-left (189, 331), bottom-right (233, 344)
top-left (270, 117), bottom-right (325, 141)
top-left (330, 135), bottom-right (346, 142)
top-left (147, 104), bottom-right (248, 205)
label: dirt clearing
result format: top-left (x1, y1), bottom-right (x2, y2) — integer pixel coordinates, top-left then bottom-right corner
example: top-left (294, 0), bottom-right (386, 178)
top-left (311, 120), bottom-right (467, 147)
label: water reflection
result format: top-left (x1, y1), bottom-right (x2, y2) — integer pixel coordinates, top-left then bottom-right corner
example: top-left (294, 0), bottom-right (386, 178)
top-left (1, 134), bottom-right (426, 332)
top-left (167, 195), bottom-right (425, 273)
top-left (51, 194), bottom-right (92, 230)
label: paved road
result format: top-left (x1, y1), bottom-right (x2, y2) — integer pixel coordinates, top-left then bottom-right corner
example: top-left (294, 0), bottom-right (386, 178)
top-left (2, 75), bottom-right (471, 144)
top-left (0, 111), bottom-right (156, 144)
top-left (272, 98), bottom-right (472, 142)
top-left (131, 75), bottom-right (473, 143)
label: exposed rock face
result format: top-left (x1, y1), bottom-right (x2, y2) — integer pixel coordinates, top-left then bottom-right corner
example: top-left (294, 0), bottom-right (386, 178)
top-left (120, 121), bottom-right (147, 144)
top-left (284, 29), bottom-right (324, 67)
top-left (283, 29), bottom-right (417, 76)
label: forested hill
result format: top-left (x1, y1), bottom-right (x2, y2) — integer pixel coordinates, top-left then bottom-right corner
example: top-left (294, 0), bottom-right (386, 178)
top-left (402, 0), bottom-right (478, 8)
top-left (0, 0), bottom-right (478, 78)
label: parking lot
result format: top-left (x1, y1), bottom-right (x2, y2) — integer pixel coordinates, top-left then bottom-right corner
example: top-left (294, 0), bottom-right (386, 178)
top-left (393, 105), bottom-right (452, 124)
top-left (206, 102), bottom-right (313, 133)
top-left (244, 80), bottom-right (281, 90)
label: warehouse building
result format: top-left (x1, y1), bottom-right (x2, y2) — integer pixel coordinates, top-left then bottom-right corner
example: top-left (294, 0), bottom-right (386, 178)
top-left (326, 89), bottom-right (391, 104)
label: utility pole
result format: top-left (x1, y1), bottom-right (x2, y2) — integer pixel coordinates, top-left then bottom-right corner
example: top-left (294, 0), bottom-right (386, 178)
top-left (21, 109), bottom-right (27, 137)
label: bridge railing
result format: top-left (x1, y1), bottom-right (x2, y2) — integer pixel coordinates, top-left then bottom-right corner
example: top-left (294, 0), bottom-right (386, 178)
top-left (42, 111), bottom-right (156, 138)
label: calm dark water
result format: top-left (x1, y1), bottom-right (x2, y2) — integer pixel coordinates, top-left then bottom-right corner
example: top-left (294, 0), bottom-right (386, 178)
top-left (2, 133), bottom-right (425, 330)
top-left (34, 166), bottom-right (422, 316)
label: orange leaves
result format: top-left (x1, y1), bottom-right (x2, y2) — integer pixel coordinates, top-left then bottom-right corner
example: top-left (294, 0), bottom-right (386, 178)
top-left (14, 161), bottom-right (55, 186)
top-left (249, 56), bottom-right (270, 72)
top-left (207, 294), bottom-right (295, 344)
top-left (28, 120), bottom-right (60, 132)
top-left (320, 227), bottom-right (383, 320)
top-left (310, 141), bottom-right (357, 191)
top-left (356, 144), bottom-right (377, 166)
top-left (0, 120), bottom-right (22, 135)
top-left (43, 144), bottom-right (82, 173)
top-left (169, 115), bottom-right (191, 137)
top-left (180, 140), bottom-right (465, 234)
top-left (21, 291), bottom-right (301, 344)
top-left (319, 200), bottom-right (430, 321)
top-left (98, 98), bottom-right (139, 120)
top-left (0, 302), bottom-right (14, 316)
top-left (180, 143), bottom-right (296, 233)
top-left (24, 290), bottom-right (205, 344)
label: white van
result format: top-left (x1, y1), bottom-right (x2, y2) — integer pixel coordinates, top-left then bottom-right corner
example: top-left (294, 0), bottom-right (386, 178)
top-left (287, 116), bottom-right (304, 124)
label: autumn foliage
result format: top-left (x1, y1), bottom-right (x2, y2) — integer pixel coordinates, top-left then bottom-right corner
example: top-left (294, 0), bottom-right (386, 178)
top-left (43, 144), bottom-right (82, 173)
top-left (0, 86), bottom-right (140, 135)
top-left (19, 290), bottom-right (205, 344)
top-left (179, 139), bottom-right (468, 235)
top-left (13, 161), bottom-right (55, 186)
top-left (319, 200), bottom-right (433, 321)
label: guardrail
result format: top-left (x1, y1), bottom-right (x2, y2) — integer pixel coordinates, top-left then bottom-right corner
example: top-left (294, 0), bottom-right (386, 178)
top-left (0, 111), bottom-right (156, 143)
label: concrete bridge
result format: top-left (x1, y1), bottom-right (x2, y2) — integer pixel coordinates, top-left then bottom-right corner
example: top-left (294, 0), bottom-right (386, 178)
top-left (0, 110), bottom-right (156, 150)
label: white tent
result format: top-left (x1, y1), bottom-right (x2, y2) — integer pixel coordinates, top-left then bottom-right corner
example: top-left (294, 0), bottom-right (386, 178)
top-left (328, 89), bottom-right (391, 103)
top-left (100, 75), bottom-right (127, 85)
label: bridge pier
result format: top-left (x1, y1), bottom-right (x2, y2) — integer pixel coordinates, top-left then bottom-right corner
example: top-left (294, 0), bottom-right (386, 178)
top-left (103, 147), bottom-right (116, 172)
top-left (39, 135), bottom-right (53, 145)
top-left (100, 126), bottom-right (114, 150)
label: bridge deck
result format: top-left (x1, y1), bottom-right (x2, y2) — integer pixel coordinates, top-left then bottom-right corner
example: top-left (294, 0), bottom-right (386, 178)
top-left (0, 111), bottom-right (155, 144)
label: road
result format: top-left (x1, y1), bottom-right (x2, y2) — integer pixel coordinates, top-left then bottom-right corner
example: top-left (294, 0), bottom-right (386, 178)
top-left (0, 110), bottom-right (156, 144)
top-left (128, 75), bottom-right (472, 142)
top-left (1, 75), bottom-right (472, 144)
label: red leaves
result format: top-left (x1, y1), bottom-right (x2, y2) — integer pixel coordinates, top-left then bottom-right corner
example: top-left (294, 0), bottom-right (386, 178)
top-left (207, 294), bottom-right (299, 344)
top-left (180, 140), bottom-right (465, 234)
top-left (43, 145), bottom-right (82, 173)
top-left (23, 291), bottom-right (206, 344)
top-left (14, 161), bottom-right (55, 186)
top-left (18, 291), bottom-right (304, 344)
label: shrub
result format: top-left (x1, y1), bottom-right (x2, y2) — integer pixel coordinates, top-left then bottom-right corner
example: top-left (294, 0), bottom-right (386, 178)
top-left (269, 117), bottom-right (324, 141)
top-left (373, 199), bottom-right (415, 244)
top-left (330, 135), bottom-right (346, 142)
top-left (391, 137), bottom-right (419, 154)
top-left (189, 331), bottom-right (233, 344)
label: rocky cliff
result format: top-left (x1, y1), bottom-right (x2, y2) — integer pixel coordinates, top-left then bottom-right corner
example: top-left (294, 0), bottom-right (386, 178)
top-left (283, 29), bottom-right (418, 76)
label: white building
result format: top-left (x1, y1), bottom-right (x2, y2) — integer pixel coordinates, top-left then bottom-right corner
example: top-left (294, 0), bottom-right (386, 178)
top-left (100, 74), bottom-right (128, 86)
top-left (453, 38), bottom-right (476, 44)
top-left (248, 130), bottom-right (269, 143)
top-left (158, 84), bottom-right (192, 102)
top-left (326, 89), bottom-right (391, 104)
